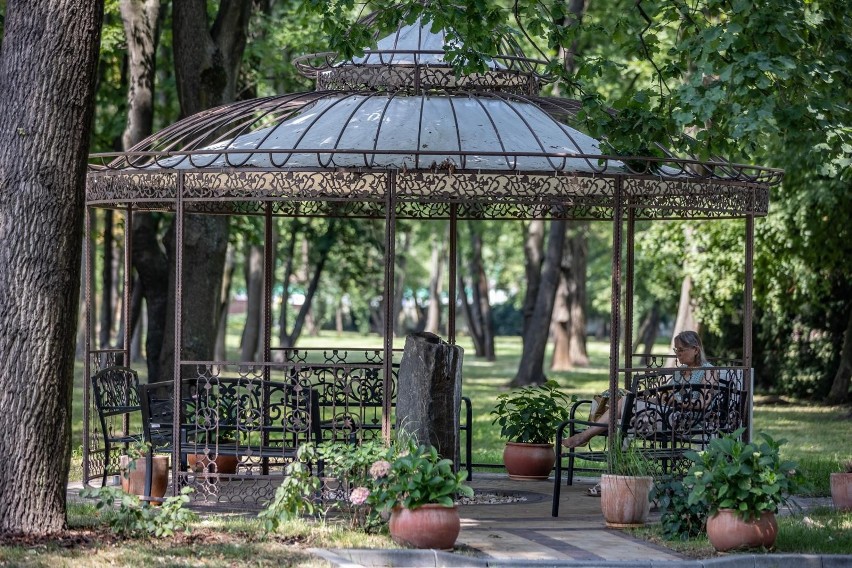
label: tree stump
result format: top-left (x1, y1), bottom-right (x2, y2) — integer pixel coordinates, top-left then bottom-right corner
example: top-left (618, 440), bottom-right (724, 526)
top-left (396, 332), bottom-right (463, 469)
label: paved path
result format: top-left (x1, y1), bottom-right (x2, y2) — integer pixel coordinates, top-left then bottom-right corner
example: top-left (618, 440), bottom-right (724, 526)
top-left (454, 474), bottom-right (682, 563)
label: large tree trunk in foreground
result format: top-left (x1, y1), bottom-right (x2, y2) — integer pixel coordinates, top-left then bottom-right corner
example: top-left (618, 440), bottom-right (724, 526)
top-left (0, 0), bottom-right (103, 534)
top-left (512, 220), bottom-right (566, 387)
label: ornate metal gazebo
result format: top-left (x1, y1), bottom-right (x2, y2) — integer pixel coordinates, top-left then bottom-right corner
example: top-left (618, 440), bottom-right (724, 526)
top-left (83, 15), bottom-right (782, 505)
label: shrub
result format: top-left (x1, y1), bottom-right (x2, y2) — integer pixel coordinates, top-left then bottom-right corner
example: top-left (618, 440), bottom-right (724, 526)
top-left (684, 428), bottom-right (809, 521)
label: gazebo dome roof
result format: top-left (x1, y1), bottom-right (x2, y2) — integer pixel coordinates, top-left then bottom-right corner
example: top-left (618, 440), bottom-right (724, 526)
top-left (87, 16), bottom-right (781, 220)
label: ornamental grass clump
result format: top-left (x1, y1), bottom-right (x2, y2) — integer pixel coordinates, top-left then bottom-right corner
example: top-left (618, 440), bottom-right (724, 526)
top-left (683, 428), bottom-right (808, 521)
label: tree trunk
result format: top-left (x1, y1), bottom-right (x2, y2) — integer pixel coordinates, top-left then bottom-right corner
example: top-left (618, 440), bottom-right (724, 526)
top-left (551, 224), bottom-right (589, 370)
top-left (215, 244), bottom-right (236, 361)
top-left (521, 219), bottom-right (545, 341)
top-left (393, 230), bottom-right (411, 337)
top-left (633, 302), bottom-right (661, 364)
top-left (425, 236), bottom-right (444, 335)
top-left (673, 274), bottom-right (697, 338)
top-left (511, 220), bottom-right (566, 386)
top-left (284, 221), bottom-right (337, 347)
top-left (99, 210), bottom-right (114, 349)
top-left (241, 243), bottom-right (264, 361)
top-left (277, 220), bottom-right (298, 351)
top-left (119, 0), bottom-right (165, 378)
top-left (827, 307), bottom-right (852, 404)
top-left (159, 0), bottom-right (251, 380)
top-left (131, 213), bottom-right (168, 381)
top-left (0, 0), bottom-right (103, 535)
top-left (567, 229), bottom-right (589, 365)
top-left (471, 228), bottom-right (495, 360)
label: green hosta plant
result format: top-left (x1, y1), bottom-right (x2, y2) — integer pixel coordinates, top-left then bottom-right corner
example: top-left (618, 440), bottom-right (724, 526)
top-left (367, 442), bottom-right (473, 512)
top-left (684, 428), bottom-right (808, 521)
top-left (80, 485), bottom-right (197, 537)
top-left (491, 380), bottom-right (575, 444)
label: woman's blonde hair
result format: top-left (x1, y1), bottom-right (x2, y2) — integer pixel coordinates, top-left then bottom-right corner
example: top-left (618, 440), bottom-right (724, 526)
top-left (674, 330), bottom-right (708, 365)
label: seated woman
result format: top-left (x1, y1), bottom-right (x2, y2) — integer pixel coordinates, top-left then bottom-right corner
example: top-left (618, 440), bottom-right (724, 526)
top-left (561, 330), bottom-right (714, 448)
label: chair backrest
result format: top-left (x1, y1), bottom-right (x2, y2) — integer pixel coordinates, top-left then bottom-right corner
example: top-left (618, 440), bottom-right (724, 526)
top-left (92, 366), bottom-right (141, 416)
top-left (622, 368), bottom-right (748, 447)
top-left (139, 380), bottom-right (175, 449)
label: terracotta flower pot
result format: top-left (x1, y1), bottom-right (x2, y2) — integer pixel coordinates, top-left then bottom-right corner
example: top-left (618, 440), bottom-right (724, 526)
top-left (706, 509), bottom-right (778, 552)
top-left (502, 442), bottom-right (555, 480)
top-left (389, 504), bottom-right (460, 550)
top-left (120, 455), bottom-right (168, 501)
top-left (187, 453), bottom-right (239, 475)
top-left (830, 472), bottom-right (852, 512)
top-left (599, 474), bottom-right (653, 528)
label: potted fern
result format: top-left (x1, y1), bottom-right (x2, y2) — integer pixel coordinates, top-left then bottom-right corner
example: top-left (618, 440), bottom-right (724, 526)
top-left (491, 380), bottom-right (574, 480)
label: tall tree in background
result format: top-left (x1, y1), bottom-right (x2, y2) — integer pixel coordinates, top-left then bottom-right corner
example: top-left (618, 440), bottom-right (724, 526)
top-left (0, 0), bottom-right (103, 534)
top-left (119, 0), bottom-right (168, 380)
top-left (158, 0), bottom-right (252, 379)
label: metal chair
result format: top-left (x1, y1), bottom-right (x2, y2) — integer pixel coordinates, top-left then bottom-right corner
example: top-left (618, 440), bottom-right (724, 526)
top-left (91, 366), bottom-right (143, 486)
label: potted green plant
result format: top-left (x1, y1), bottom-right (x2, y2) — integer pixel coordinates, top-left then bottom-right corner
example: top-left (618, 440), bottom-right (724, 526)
top-left (367, 443), bottom-right (474, 550)
top-left (119, 441), bottom-right (168, 501)
top-left (830, 459), bottom-right (852, 512)
top-left (683, 428), bottom-right (806, 552)
top-left (491, 380), bottom-right (575, 479)
top-left (600, 439), bottom-right (656, 528)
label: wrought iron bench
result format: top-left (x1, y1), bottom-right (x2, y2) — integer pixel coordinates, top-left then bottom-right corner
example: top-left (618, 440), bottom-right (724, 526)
top-left (138, 366), bottom-right (475, 500)
top-left (552, 368), bottom-right (748, 516)
top-left (91, 366), bottom-right (144, 486)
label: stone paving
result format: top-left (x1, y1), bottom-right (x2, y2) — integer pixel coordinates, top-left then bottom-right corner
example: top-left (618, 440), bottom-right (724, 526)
top-left (455, 473), bottom-right (684, 563)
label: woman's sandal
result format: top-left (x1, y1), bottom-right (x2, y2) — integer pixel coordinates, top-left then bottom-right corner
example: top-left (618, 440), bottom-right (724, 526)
top-left (586, 483), bottom-right (602, 497)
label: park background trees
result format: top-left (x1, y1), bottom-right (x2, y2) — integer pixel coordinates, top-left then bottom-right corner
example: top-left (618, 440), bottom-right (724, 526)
top-left (82, 0), bottom-right (851, 401)
top-left (0, 0), bottom-right (848, 535)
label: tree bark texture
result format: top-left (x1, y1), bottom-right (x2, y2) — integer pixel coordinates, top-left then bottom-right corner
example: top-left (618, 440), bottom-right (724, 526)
top-left (512, 220), bottom-right (566, 386)
top-left (120, 0), bottom-right (166, 378)
top-left (99, 210), bottom-right (114, 349)
top-left (633, 302), bottom-right (661, 364)
top-left (551, 224), bottom-right (589, 370)
top-left (461, 224), bottom-right (494, 359)
top-left (424, 236), bottom-right (444, 335)
top-left (396, 332), bottom-right (463, 468)
top-left (241, 243), bottom-right (264, 361)
top-left (393, 230), bottom-right (411, 337)
top-left (157, 0), bottom-right (251, 378)
top-left (0, 0), bottom-right (103, 534)
top-left (131, 213), bottom-right (168, 381)
top-left (827, 307), bottom-right (852, 404)
top-left (284, 221), bottom-right (337, 347)
top-left (215, 244), bottom-right (236, 361)
top-left (521, 219), bottom-right (545, 341)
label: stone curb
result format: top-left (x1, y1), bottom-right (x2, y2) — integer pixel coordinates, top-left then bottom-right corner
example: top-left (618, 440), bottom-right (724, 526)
top-left (309, 549), bottom-right (852, 568)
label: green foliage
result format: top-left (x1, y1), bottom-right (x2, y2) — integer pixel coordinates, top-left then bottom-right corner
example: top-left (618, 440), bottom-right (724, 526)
top-left (314, 440), bottom-right (396, 530)
top-left (491, 380), bottom-right (576, 444)
top-left (258, 444), bottom-right (322, 533)
top-left (79, 486), bottom-right (197, 537)
top-left (652, 477), bottom-right (709, 541)
top-left (367, 442), bottom-right (473, 512)
top-left (683, 428), bottom-right (809, 521)
top-left (608, 438), bottom-right (655, 478)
